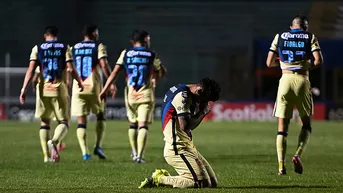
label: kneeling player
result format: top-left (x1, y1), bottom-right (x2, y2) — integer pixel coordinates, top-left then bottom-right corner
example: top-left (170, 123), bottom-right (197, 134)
top-left (139, 78), bottom-right (221, 188)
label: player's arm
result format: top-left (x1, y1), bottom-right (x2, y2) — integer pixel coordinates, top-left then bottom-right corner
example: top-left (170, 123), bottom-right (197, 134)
top-left (98, 44), bottom-right (117, 97)
top-left (311, 34), bottom-right (323, 68)
top-left (65, 46), bottom-right (83, 90)
top-left (31, 67), bottom-right (40, 91)
top-left (99, 50), bottom-right (126, 102)
top-left (20, 46), bottom-right (39, 104)
top-left (172, 92), bottom-right (209, 133)
top-left (266, 34), bottom-right (280, 67)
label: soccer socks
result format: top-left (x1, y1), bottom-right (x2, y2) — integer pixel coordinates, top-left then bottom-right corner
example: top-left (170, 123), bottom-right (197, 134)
top-left (95, 120), bottom-right (105, 147)
top-left (159, 176), bottom-right (195, 188)
top-left (39, 126), bottom-right (50, 157)
top-left (77, 124), bottom-right (89, 155)
top-left (137, 127), bottom-right (148, 159)
top-left (276, 132), bottom-right (288, 170)
top-left (52, 122), bottom-right (68, 144)
top-left (128, 125), bottom-right (138, 157)
top-left (295, 126), bottom-right (311, 156)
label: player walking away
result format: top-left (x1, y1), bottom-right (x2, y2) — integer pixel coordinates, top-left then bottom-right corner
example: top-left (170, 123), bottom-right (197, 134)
top-left (71, 24), bottom-right (116, 160)
top-left (32, 67), bottom-right (67, 152)
top-left (19, 26), bottom-right (84, 162)
top-left (99, 29), bottom-right (165, 163)
top-left (266, 15), bottom-right (323, 175)
top-left (138, 78), bottom-right (220, 188)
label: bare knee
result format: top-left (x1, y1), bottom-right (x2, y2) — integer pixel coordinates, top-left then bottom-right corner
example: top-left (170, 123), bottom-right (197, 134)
top-left (77, 115), bottom-right (87, 125)
top-left (41, 118), bottom-right (51, 127)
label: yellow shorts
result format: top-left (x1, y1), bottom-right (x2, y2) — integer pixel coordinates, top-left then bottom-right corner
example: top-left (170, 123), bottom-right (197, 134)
top-left (71, 94), bottom-right (105, 116)
top-left (164, 151), bottom-right (216, 183)
top-left (35, 95), bottom-right (69, 121)
top-left (273, 74), bottom-right (313, 119)
top-left (125, 101), bottom-right (154, 123)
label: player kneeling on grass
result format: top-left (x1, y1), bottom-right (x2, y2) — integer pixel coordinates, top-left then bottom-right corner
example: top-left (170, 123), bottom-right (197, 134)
top-left (139, 78), bottom-right (220, 188)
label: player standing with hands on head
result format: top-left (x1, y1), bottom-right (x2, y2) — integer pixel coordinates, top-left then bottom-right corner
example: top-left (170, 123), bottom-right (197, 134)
top-left (99, 29), bottom-right (165, 163)
top-left (19, 26), bottom-right (84, 162)
top-left (139, 78), bottom-right (220, 189)
top-left (71, 24), bottom-right (116, 160)
top-left (266, 15), bottom-right (323, 175)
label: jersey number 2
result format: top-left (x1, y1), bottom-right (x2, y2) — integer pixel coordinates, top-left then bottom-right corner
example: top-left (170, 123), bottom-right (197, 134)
top-left (128, 65), bottom-right (147, 86)
top-left (76, 56), bottom-right (92, 78)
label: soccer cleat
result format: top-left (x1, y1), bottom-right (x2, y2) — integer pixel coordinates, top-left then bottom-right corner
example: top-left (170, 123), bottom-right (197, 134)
top-left (292, 155), bottom-right (303, 174)
top-left (131, 151), bottom-right (137, 161)
top-left (83, 154), bottom-right (91, 160)
top-left (93, 146), bottom-right (106, 159)
top-left (138, 169), bottom-right (169, 188)
top-left (278, 169), bottom-right (287, 175)
top-left (135, 157), bottom-right (146, 164)
top-left (44, 156), bottom-right (51, 163)
top-left (47, 140), bottom-right (60, 162)
top-left (138, 177), bottom-right (154, 188)
top-left (57, 143), bottom-right (66, 151)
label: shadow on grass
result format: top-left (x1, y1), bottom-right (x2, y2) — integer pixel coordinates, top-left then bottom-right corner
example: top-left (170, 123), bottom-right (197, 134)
top-left (218, 185), bottom-right (330, 189)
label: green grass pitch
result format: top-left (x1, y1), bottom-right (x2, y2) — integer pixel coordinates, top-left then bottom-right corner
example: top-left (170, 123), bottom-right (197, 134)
top-left (0, 121), bottom-right (342, 193)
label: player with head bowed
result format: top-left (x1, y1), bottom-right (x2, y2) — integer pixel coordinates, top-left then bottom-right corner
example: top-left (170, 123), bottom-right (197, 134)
top-left (99, 29), bottom-right (166, 163)
top-left (139, 78), bottom-right (220, 189)
top-left (266, 15), bottom-right (323, 175)
top-left (20, 26), bottom-right (84, 162)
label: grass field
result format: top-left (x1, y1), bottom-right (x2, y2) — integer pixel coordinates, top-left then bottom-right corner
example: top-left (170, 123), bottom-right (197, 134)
top-left (0, 120), bottom-right (342, 193)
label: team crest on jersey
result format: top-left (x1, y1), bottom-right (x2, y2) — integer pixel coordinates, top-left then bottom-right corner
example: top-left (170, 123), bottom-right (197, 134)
top-left (177, 106), bottom-right (182, 111)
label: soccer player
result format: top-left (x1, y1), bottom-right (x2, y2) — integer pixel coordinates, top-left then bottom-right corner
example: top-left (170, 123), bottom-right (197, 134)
top-left (266, 15), bottom-right (323, 175)
top-left (19, 26), bottom-right (84, 162)
top-left (71, 24), bottom-right (116, 160)
top-left (99, 29), bottom-right (165, 163)
top-left (138, 78), bottom-right (220, 188)
top-left (32, 67), bottom-right (66, 151)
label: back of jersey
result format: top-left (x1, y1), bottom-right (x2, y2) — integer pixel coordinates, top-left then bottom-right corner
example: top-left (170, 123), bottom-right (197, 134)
top-left (271, 29), bottom-right (320, 71)
top-left (36, 41), bottom-right (70, 97)
top-left (123, 47), bottom-right (156, 92)
top-left (72, 41), bottom-right (103, 95)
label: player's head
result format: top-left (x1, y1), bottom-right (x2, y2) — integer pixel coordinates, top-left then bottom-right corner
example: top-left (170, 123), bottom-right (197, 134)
top-left (44, 26), bottom-right (59, 40)
top-left (83, 24), bottom-right (99, 40)
top-left (193, 78), bottom-right (221, 102)
top-left (131, 29), bottom-right (150, 48)
top-left (291, 15), bottom-right (309, 31)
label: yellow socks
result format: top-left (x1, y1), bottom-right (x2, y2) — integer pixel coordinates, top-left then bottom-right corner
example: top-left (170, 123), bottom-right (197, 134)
top-left (295, 126), bottom-right (311, 156)
top-left (52, 123), bottom-right (68, 144)
top-left (128, 128), bottom-right (138, 157)
top-left (95, 120), bottom-right (105, 147)
top-left (276, 132), bottom-right (287, 170)
top-left (39, 126), bottom-right (50, 157)
top-left (77, 124), bottom-right (89, 155)
top-left (137, 127), bottom-right (148, 159)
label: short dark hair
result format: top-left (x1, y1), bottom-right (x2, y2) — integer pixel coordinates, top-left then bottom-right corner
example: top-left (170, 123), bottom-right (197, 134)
top-left (292, 15), bottom-right (308, 30)
top-left (45, 26), bottom-right (59, 36)
top-left (83, 24), bottom-right (98, 37)
top-left (131, 29), bottom-right (149, 44)
top-left (198, 78), bottom-right (221, 102)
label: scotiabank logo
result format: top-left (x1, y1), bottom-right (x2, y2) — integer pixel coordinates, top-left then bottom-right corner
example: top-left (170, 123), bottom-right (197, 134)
top-left (207, 102), bottom-right (325, 121)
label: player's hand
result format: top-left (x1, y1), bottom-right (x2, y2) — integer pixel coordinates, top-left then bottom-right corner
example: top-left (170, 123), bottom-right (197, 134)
top-left (19, 90), bottom-right (26, 105)
top-left (99, 91), bottom-right (106, 104)
top-left (200, 102), bottom-right (211, 115)
top-left (152, 78), bottom-right (157, 88)
top-left (109, 84), bottom-right (117, 98)
top-left (78, 82), bottom-right (84, 92)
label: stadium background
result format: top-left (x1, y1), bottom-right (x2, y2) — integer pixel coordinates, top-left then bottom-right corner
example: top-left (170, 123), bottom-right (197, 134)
top-left (0, 0), bottom-right (342, 121)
